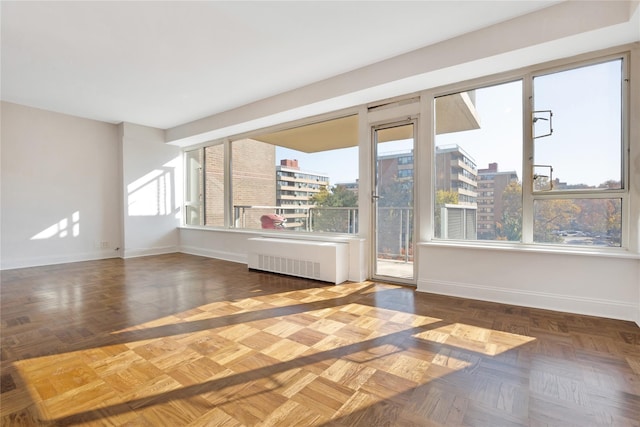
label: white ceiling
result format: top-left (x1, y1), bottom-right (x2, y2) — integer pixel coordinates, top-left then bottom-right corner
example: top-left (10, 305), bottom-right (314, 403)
top-left (2, 1), bottom-right (563, 130)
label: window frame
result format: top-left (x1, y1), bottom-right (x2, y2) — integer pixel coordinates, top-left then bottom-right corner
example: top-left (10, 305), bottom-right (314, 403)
top-left (183, 108), bottom-right (362, 236)
top-left (525, 53), bottom-right (629, 248)
top-left (183, 140), bottom-right (229, 228)
top-left (182, 48), bottom-right (632, 253)
top-left (431, 77), bottom-right (525, 243)
top-left (183, 147), bottom-right (205, 226)
top-left (429, 51), bottom-right (630, 249)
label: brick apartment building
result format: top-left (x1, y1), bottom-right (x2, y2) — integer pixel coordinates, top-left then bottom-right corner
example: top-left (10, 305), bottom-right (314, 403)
top-left (276, 159), bottom-right (330, 230)
top-left (476, 162), bottom-right (519, 240)
top-left (201, 139), bottom-right (276, 228)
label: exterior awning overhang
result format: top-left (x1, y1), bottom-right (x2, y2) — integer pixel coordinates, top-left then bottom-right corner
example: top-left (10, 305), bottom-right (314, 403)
top-left (254, 92), bottom-right (480, 153)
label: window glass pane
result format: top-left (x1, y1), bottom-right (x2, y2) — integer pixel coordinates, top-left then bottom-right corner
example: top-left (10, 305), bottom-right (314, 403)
top-left (375, 124), bottom-right (414, 275)
top-left (204, 144), bottom-right (225, 226)
top-left (533, 198), bottom-right (622, 247)
top-left (533, 59), bottom-right (623, 191)
top-left (231, 116), bottom-right (359, 234)
top-left (231, 139), bottom-right (277, 230)
top-left (434, 81), bottom-right (523, 241)
top-left (184, 149), bottom-right (203, 226)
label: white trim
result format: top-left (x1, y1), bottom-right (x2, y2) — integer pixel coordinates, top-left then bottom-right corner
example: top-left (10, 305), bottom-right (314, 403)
top-left (418, 240), bottom-right (640, 260)
top-left (179, 245), bottom-right (247, 265)
top-left (418, 278), bottom-right (637, 323)
top-left (122, 246), bottom-right (179, 259)
top-left (0, 250), bottom-right (120, 271)
top-left (179, 225), bottom-right (356, 243)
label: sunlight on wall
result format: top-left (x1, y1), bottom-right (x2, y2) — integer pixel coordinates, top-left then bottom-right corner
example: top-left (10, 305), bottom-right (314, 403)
top-left (128, 169), bottom-right (171, 216)
top-left (127, 156), bottom-right (182, 217)
top-left (31, 211), bottom-right (80, 240)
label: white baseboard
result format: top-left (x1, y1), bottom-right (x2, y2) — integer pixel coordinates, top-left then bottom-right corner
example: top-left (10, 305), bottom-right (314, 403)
top-left (418, 279), bottom-right (638, 323)
top-left (122, 246), bottom-right (179, 259)
top-left (0, 250), bottom-right (120, 270)
top-left (179, 245), bottom-right (247, 265)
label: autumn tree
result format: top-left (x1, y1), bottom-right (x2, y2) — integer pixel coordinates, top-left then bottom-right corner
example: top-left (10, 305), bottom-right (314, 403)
top-left (533, 199), bottom-right (580, 243)
top-left (574, 198), bottom-right (621, 245)
top-left (605, 199), bottom-right (622, 245)
top-left (496, 181), bottom-right (522, 241)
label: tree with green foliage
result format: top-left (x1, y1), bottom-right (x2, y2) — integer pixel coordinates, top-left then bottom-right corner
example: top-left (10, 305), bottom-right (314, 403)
top-left (434, 190), bottom-right (458, 238)
top-left (310, 184), bottom-right (357, 207)
top-left (309, 184), bottom-right (358, 233)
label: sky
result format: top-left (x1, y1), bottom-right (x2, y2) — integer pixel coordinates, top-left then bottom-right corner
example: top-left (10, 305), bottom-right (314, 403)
top-left (276, 145), bottom-right (359, 184)
top-left (276, 58), bottom-right (623, 188)
top-left (436, 80), bottom-right (523, 178)
top-left (531, 59), bottom-right (622, 187)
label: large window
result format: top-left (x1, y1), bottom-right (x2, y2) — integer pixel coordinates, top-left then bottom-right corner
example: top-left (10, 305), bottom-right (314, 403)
top-left (185, 54), bottom-right (628, 249)
top-left (231, 138), bottom-right (277, 230)
top-left (434, 56), bottom-right (626, 247)
top-left (434, 81), bottom-right (523, 241)
top-left (184, 115), bottom-right (359, 234)
top-left (531, 59), bottom-right (624, 246)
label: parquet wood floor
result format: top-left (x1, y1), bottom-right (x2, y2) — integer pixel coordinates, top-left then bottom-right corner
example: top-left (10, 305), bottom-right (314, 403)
top-left (1, 253), bottom-right (639, 426)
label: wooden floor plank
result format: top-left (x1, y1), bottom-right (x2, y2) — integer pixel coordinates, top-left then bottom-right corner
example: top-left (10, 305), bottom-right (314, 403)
top-left (1, 253), bottom-right (639, 426)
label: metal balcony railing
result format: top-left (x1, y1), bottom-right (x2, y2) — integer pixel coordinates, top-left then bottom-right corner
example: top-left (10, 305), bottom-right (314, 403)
top-left (233, 205), bottom-right (414, 263)
top-left (233, 205), bottom-right (359, 234)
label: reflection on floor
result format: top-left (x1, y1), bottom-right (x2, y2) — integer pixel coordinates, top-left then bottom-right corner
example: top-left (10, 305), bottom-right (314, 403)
top-left (1, 253), bottom-right (639, 426)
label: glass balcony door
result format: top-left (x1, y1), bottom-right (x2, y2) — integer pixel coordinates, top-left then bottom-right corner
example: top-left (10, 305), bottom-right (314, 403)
top-left (372, 121), bottom-right (416, 283)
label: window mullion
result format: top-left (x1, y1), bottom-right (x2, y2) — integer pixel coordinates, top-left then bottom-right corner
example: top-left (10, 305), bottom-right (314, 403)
top-left (200, 147), bottom-right (206, 226)
top-left (223, 139), bottom-right (232, 228)
top-left (522, 76), bottom-right (534, 244)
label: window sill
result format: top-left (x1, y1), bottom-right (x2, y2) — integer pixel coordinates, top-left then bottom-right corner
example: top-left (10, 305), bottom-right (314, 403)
top-left (179, 225), bottom-right (360, 243)
top-left (180, 225), bottom-right (262, 235)
top-left (418, 240), bottom-right (640, 260)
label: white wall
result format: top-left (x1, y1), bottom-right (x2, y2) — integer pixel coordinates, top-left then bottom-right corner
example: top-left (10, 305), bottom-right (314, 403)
top-left (417, 244), bottom-right (639, 323)
top-left (0, 104), bottom-right (183, 269)
top-left (120, 122), bottom-right (182, 258)
top-left (1, 102), bottom-right (121, 269)
top-left (180, 228), bottom-right (263, 264)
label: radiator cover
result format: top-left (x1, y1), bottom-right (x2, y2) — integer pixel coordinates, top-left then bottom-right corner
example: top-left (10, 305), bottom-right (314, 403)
top-left (247, 237), bottom-right (349, 284)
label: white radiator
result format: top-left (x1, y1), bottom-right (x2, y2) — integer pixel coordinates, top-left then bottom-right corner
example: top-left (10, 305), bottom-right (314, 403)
top-left (247, 237), bottom-right (348, 284)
